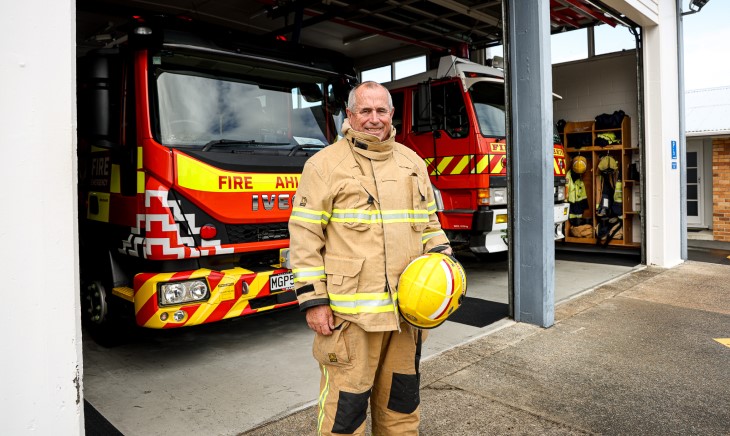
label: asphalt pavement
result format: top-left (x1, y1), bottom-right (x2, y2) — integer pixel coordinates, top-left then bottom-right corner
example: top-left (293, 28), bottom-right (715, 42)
top-left (244, 248), bottom-right (730, 435)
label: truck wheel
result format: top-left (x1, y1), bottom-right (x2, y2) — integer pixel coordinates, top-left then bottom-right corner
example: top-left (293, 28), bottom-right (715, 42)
top-left (81, 280), bottom-right (132, 347)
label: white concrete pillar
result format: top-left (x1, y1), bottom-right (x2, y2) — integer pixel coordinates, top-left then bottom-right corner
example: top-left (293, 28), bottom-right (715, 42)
top-left (642, 0), bottom-right (684, 267)
top-left (0, 1), bottom-right (84, 434)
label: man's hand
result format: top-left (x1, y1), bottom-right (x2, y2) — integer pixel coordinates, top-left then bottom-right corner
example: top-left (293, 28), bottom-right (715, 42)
top-left (306, 305), bottom-right (335, 335)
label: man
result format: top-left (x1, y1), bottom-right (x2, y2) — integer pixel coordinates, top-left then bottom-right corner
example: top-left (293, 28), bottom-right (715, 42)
top-left (288, 81), bottom-right (451, 435)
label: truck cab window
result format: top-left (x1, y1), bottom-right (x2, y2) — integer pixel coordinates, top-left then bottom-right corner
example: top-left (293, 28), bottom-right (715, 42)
top-left (442, 82), bottom-right (469, 138)
top-left (468, 81), bottom-right (506, 138)
top-left (416, 82), bottom-right (469, 139)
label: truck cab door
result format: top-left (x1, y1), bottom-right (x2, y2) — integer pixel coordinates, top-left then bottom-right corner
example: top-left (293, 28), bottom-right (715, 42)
top-left (408, 81), bottom-right (472, 182)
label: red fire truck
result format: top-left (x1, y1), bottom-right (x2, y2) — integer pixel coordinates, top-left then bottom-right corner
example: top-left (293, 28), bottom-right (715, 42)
top-left (77, 16), bottom-right (355, 341)
top-left (384, 56), bottom-right (569, 257)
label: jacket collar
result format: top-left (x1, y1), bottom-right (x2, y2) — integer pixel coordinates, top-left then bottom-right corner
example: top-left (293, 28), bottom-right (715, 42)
top-left (341, 119), bottom-right (395, 161)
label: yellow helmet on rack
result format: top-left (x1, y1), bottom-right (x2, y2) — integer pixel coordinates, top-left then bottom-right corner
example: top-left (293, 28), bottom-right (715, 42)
top-left (397, 253), bottom-right (467, 329)
top-left (572, 155), bottom-right (588, 174)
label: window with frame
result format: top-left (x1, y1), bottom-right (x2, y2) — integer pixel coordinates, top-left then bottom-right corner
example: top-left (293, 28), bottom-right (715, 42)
top-left (414, 81), bottom-right (468, 139)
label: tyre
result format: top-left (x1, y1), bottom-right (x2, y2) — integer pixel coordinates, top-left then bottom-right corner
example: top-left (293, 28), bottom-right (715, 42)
top-left (80, 279), bottom-right (134, 347)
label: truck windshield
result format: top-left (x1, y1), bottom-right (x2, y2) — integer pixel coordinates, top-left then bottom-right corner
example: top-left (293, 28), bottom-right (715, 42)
top-left (468, 81), bottom-right (506, 138)
top-left (152, 52), bottom-right (347, 149)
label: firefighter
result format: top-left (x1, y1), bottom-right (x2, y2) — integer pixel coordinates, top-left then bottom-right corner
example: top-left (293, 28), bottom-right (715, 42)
top-left (288, 81), bottom-right (452, 435)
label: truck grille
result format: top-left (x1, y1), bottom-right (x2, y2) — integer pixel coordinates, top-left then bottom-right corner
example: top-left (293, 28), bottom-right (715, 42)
top-left (225, 223), bottom-right (290, 244)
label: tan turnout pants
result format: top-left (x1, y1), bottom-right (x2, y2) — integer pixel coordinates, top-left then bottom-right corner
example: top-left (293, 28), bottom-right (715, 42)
top-left (312, 317), bottom-right (424, 435)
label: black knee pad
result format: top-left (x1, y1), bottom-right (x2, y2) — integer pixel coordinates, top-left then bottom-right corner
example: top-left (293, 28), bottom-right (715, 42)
top-left (332, 389), bottom-right (371, 434)
top-left (387, 373), bottom-right (420, 414)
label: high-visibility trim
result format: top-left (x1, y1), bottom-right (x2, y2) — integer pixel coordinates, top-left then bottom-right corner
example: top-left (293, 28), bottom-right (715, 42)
top-left (451, 155), bottom-right (471, 174)
top-left (436, 156), bottom-right (453, 174)
top-left (318, 365), bottom-right (330, 435)
top-left (330, 208), bottom-right (429, 225)
top-left (427, 201), bottom-right (437, 214)
top-left (422, 229), bottom-right (446, 243)
top-left (176, 152), bottom-right (301, 193)
top-left (380, 209), bottom-right (429, 223)
top-left (110, 164), bottom-right (121, 194)
top-left (293, 266), bottom-right (326, 282)
top-left (290, 207), bottom-right (331, 224)
top-left (475, 155), bottom-right (490, 174)
top-left (329, 292), bottom-right (395, 314)
top-left (428, 155), bottom-right (502, 175)
top-left (490, 155), bottom-right (506, 174)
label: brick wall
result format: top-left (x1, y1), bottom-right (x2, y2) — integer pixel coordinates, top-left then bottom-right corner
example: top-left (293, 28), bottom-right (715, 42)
top-left (712, 137), bottom-right (730, 241)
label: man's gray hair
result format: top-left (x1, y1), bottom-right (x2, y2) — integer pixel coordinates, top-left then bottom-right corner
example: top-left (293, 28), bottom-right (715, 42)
top-left (347, 81), bottom-right (394, 112)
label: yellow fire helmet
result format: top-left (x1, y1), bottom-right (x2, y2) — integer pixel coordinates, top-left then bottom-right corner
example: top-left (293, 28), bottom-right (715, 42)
top-left (397, 253), bottom-right (467, 329)
top-left (572, 155), bottom-right (588, 174)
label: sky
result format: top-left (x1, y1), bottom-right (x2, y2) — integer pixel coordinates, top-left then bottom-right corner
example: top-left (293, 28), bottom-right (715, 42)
top-left (681, 0), bottom-right (730, 90)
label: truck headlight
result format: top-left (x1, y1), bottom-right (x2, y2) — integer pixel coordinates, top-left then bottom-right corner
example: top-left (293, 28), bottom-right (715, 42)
top-left (556, 185), bottom-right (566, 201)
top-left (490, 187), bottom-right (507, 206)
top-left (159, 279), bottom-right (210, 306)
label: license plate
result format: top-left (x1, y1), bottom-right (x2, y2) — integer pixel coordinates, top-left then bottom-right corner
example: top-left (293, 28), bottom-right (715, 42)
top-left (269, 272), bottom-right (294, 292)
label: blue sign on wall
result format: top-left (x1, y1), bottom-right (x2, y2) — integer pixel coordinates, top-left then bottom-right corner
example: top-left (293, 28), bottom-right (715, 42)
top-left (671, 140), bottom-right (677, 160)
top-left (672, 162), bottom-right (677, 170)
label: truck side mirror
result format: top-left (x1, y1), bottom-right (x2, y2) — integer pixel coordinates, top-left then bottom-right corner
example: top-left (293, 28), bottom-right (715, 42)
top-left (414, 82), bottom-right (433, 133)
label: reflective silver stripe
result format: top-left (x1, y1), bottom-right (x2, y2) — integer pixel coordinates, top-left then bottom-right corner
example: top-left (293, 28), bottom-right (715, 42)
top-left (422, 230), bottom-right (446, 242)
top-left (330, 209), bottom-right (383, 224)
top-left (290, 207), bottom-right (331, 224)
top-left (330, 208), bottom-right (429, 224)
top-left (427, 201), bottom-right (437, 214)
top-left (330, 298), bottom-right (393, 308)
top-left (329, 293), bottom-right (395, 314)
top-left (293, 267), bottom-right (326, 282)
top-left (381, 210), bottom-right (429, 223)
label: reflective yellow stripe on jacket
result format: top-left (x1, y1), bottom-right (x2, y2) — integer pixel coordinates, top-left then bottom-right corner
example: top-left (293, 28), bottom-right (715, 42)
top-left (290, 207), bottom-right (331, 225)
top-left (293, 266), bottom-right (326, 283)
top-left (427, 201), bottom-right (437, 214)
top-left (329, 292), bottom-right (397, 314)
top-left (422, 229), bottom-right (446, 244)
top-left (329, 208), bottom-right (429, 225)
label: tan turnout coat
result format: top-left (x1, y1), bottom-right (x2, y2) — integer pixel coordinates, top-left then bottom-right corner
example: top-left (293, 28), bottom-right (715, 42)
top-left (288, 123), bottom-right (449, 331)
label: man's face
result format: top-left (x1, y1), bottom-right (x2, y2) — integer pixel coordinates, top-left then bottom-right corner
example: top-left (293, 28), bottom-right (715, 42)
top-left (346, 85), bottom-right (394, 142)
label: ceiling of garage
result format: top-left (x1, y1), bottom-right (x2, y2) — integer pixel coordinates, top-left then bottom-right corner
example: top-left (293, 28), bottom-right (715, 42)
top-left (77, 0), bottom-right (628, 67)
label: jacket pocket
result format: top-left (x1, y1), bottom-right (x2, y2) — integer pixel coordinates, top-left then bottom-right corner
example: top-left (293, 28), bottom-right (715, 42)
top-left (324, 254), bottom-right (364, 295)
top-left (312, 318), bottom-right (352, 368)
top-left (339, 177), bottom-right (376, 232)
top-left (410, 174), bottom-right (429, 232)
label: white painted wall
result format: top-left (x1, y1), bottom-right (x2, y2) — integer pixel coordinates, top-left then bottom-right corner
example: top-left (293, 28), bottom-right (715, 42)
top-left (553, 51), bottom-right (639, 148)
top-left (0, 1), bottom-right (84, 434)
top-left (641, 0), bottom-right (683, 267)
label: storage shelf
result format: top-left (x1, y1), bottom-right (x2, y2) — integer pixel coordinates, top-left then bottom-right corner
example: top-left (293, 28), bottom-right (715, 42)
top-left (562, 116), bottom-right (640, 248)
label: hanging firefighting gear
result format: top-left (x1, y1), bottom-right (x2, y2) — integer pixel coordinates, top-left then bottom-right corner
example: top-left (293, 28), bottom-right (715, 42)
top-left (289, 120), bottom-right (450, 435)
top-left (595, 155), bottom-right (623, 245)
top-left (566, 169), bottom-right (589, 223)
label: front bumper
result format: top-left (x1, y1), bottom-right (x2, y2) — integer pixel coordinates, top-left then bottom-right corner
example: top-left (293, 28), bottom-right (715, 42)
top-left (470, 202), bottom-right (570, 254)
top-left (127, 267), bottom-right (296, 328)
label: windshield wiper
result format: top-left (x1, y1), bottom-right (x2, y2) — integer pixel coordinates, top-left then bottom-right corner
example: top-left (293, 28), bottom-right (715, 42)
top-left (202, 139), bottom-right (289, 152)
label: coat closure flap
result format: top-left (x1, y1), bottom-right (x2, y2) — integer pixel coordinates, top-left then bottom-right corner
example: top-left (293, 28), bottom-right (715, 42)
top-left (324, 254), bottom-right (365, 278)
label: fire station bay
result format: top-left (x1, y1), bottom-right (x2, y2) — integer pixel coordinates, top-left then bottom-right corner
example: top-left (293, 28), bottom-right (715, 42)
top-left (4, 1), bottom-right (727, 435)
